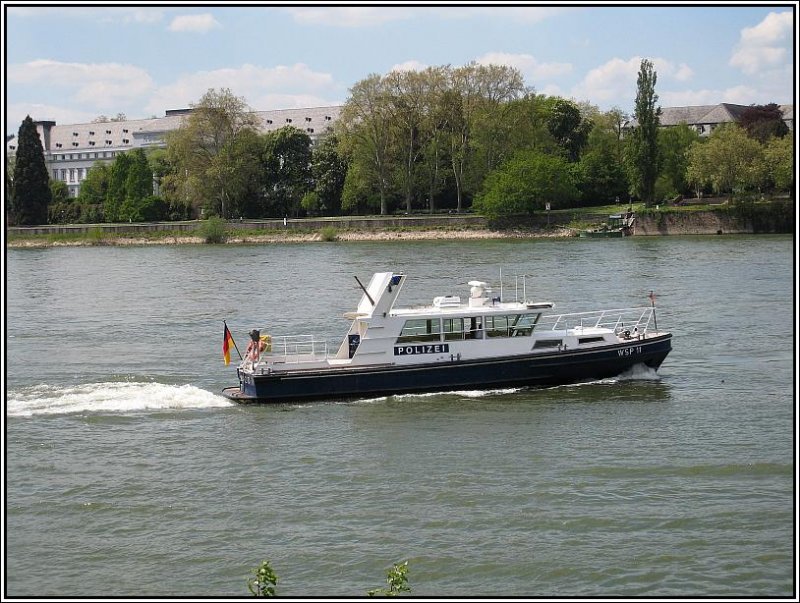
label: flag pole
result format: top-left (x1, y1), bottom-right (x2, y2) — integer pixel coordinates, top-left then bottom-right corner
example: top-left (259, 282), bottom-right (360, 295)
top-left (649, 291), bottom-right (658, 333)
top-left (224, 320), bottom-right (243, 360)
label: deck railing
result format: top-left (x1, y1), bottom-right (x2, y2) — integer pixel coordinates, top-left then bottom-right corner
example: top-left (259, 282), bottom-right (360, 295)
top-left (539, 307), bottom-right (655, 336)
top-left (260, 335), bottom-right (329, 364)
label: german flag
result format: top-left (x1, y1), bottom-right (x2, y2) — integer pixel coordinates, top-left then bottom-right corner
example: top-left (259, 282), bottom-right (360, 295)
top-left (223, 323), bottom-right (235, 365)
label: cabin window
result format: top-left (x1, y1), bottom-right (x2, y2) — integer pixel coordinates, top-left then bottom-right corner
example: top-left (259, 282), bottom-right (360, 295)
top-left (397, 318), bottom-right (441, 343)
top-left (443, 318), bottom-right (465, 341)
top-left (533, 339), bottom-right (562, 349)
top-left (485, 314), bottom-right (539, 338)
top-left (578, 336), bottom-right (606, 345)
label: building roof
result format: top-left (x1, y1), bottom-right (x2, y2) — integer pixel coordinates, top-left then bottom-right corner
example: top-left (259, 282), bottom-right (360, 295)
top-left (6, 105), bottom-right (343, 155)
top-left (626, 102), bottom-right (793, 129)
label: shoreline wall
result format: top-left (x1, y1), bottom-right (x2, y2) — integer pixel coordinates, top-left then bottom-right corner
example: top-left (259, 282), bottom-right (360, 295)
top-left (7, 207), bottom-right (794, 238)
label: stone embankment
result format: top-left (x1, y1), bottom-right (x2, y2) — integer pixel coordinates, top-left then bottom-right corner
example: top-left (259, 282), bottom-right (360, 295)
top-left (6, 208), bottom-right (793, 248)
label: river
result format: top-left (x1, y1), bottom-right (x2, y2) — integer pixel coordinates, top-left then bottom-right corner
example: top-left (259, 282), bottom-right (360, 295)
top-left (5, 235), bottom-right (794, 597)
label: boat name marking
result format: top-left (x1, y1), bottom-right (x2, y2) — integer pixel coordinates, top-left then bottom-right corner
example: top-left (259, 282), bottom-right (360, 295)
top-left (394, 344), bottom-right (450, 356)
top-left (618, 346), bottom-right (643, 357)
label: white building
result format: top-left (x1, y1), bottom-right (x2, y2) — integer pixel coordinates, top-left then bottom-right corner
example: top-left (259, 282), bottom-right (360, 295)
top-left (5, 105), bottom-right (342, 197)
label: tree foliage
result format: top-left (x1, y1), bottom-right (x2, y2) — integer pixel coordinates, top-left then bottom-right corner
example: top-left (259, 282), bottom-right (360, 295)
top-left (310, 133), bottom-right (348, 215)
top-left (546, 98), bottom-right (591, 161)
top-left (473, 150), bottom-right (579, 217)
top-left (763, 134), bottom-right (794, 193)
top-left (164, 87), bottom-right (260, 218)
top-left (687, 124), bottom-right (765, 199)
top-left (738, 103), bottom-right (789, 143)
top-left (261, 126), bottom-right (312, 217)
top-left (9, 116), bottom-right (51, 225)
top-left (626, 59), bottom-right (661, 205)
top-left (657, 123), bottom-right (700, 198)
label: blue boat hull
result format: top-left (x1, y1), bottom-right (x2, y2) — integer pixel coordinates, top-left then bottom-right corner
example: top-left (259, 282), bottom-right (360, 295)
top-left (222, 335), bottom-right (671, 404)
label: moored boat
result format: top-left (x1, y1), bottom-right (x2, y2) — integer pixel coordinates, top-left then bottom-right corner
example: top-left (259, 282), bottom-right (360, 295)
top-left (579, 210), bottom-right (636, 238)
top-left (222, 272), bottom-right (671, 403)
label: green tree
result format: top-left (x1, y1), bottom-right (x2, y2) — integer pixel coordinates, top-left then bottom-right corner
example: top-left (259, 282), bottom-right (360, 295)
top-left (311, 133), bottom-right (348, 215)
top-left (9, 116), bottom-right (51, 225)
top-left (117, 148), bottom-right (153, 221)
top-left (48, 180), bottom-right (80, 224)
top-left (546, 98), bottom-right (591, 162)
top-left (78, 162), bottom-right (110, 205)
top-left (657, 123), bottom-right (700, 198)
top-left (105, 152), bottom-right (133, 222)
top-left (474, 150), bottom-right (579, 217)
top-left (686, 124), bottom-right (765, 200)
top-left (164, 88), bottom-right (260, 218)
top-left (626, 59), bottom-right (661, 205)
top-left (261, 126), bottom-right (312, 217)
top-left (446, 63), bottom-right (524, 211)
top-left (763, 134), bottom-right (794, 193)
top-left (339, 74), bottom-right (395, 215)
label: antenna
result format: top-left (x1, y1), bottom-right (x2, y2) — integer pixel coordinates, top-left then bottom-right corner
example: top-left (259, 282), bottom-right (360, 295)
top-left (354, 275), bottom-right (375, 306)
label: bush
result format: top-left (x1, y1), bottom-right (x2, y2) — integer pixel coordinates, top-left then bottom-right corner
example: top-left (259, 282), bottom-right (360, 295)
top-left (319, 226), bottom-right (338, 241)
top-left (198, 216), bottom-right (227, 244)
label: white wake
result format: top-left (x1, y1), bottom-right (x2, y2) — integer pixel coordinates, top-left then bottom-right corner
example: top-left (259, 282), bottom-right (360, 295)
top-left (7, 382), bottom-right (234, 417)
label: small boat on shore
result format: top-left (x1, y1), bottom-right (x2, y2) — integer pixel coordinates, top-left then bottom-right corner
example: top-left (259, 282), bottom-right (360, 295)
top-left (579, 210), bottom-right (636, 238)
top-left (222, 272), bottom-right (671, 403)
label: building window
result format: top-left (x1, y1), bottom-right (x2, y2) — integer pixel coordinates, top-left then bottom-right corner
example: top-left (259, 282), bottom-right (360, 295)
top-left (53, 170), bottom-right (58, 180)
top-left (89, 131), bottom-right (95, 136)
top-left (72, 132), bottom-right (78, 137)
top-left (286, 118), bottom-right (292, 123)
top-left (305, 117), bottom-right (312, 122)
top-left (306, 128), bottom-right (314, 133)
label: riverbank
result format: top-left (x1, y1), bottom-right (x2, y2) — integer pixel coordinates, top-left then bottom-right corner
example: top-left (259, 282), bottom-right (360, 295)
top-left (6, 226), bottom-right (578, 248)
top-left (6, 206), bottom-right (794, 248)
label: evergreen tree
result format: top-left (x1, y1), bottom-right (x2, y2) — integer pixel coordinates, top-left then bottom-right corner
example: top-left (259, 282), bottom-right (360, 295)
top-left (626, 59), bottom-right (661, 205)
top-left (10, 116), bottom-right (51, 225)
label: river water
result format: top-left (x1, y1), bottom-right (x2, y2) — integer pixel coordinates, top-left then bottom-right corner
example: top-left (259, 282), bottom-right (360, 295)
top-left (5, 236), bottom-right (795, 597)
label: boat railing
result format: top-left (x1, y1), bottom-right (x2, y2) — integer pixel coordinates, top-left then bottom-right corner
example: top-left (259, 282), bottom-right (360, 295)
top-left (539, 307), bottom-right (655, 335)
top-left (264, 334), bottom-right (329, 363)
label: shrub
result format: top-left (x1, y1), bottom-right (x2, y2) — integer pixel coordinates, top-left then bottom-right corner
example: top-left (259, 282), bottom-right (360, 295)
top-left (198, 216), bottom-right (227, 244)
top-left (319, 226), bottom-right (338, 241)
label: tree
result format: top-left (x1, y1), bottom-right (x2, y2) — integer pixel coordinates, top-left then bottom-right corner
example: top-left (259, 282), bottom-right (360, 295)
top-left (738, 103), bottom-right (789, 143)
top-left (763, 134), bottom-right (794, 193)
top-left (164, 88), bottom-right (260, 218)
top-left (657, 123), bottom-right (700, 198)
top-left (48, 180), bottom-right (80, 224)
top-left (473, 150), bottom-right (579, 217)
top-left (78, 162), bottom-right (110, 205)
top-left (626, 59), bottom-right (661, 205)
top-left (311, 133), bottom-right (348, 215)
top-left (105, 152), bottom-right (133, 222)
top-left (445, 63), bottom-right (525, 211)
top-left (261, 126), bottom-right (313, 217)
top-left (118, 149), bottom-right (155, 222)
top-left (686, 124), bottom-right (765, 200)
top-left (546, 98), bottom-right (591, 161)
top-left (9, 116), bottom-right (51, 225)
top-left (339, 74), bottom-right (395, 215)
